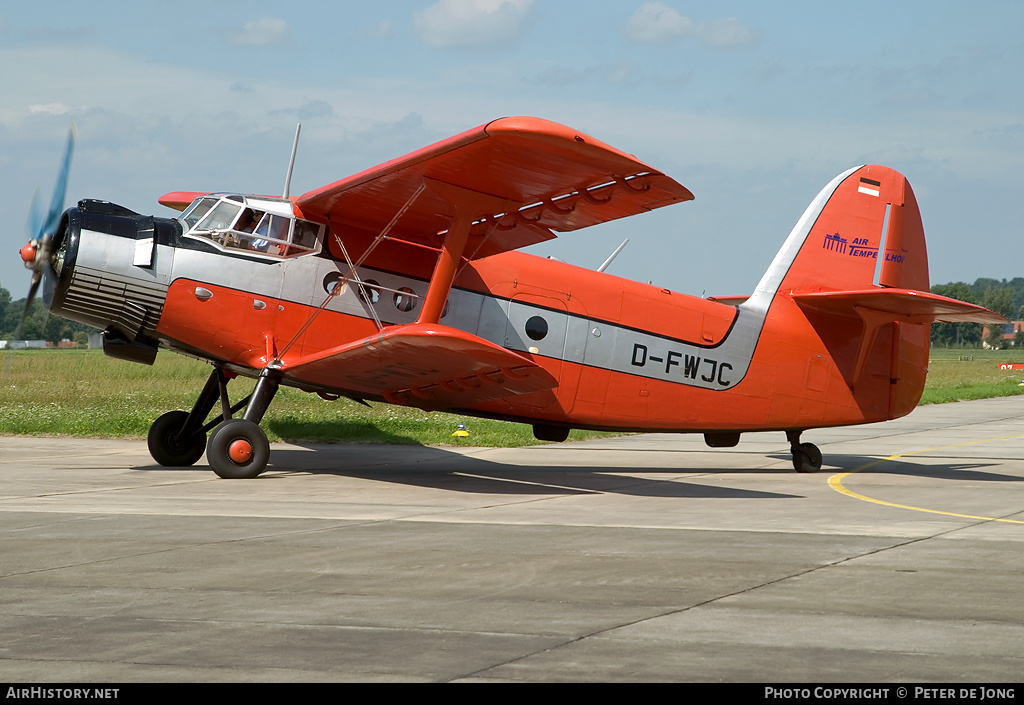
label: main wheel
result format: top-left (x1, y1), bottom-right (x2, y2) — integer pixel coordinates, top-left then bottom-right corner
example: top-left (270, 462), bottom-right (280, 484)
top-left (792, 442), bottom-right (823, 473)
top-left (148, 411), bottom-right (207, 467)
top-left (206, 419), bottom-right (270, 479)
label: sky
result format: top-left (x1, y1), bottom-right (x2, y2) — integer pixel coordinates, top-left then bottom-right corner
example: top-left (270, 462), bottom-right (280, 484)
top-left (1, 0), bottom-right (1022, 299)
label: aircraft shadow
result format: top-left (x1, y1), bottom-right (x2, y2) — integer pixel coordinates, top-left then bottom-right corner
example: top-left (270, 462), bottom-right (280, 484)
top-left (265, 419), bottom-right (425, 446)
top-left (134, 443), bottom-right (1021, 499)
top-left (278, 450), bottom-right (1020, 498)
top-left (769, 453), bottom-right (1022, 483)
top-left (251, 444), bottom-right (801, 499)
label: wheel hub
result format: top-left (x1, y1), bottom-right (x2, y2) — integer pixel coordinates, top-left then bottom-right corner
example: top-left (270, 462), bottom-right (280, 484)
top-left (228, 439), bottom-right (253, 464)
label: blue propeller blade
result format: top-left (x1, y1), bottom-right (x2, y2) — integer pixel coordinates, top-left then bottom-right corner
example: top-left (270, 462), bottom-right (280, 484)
top-left (26, 187), bottom-right (43, 242)
top-left (39, 123), bottom-right (76, 239)
top-left (16, 123), bottom-right (77, 333)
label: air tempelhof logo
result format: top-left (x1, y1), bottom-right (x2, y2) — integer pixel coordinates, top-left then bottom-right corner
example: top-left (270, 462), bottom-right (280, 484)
top-left (821, 232), bottom-right (908, 264)
top-left (823, 232), bottom-right (847, 253)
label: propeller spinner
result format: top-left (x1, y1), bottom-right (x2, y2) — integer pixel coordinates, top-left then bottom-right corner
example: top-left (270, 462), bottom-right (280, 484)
top-left (18, 124), bottom-right (76, 330)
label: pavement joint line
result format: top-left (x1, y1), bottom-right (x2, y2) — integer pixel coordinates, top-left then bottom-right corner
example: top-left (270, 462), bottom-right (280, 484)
top-left (0, 515), bottom-right (405, 581)
top-left (446, 526), bottom-right (951, 683)
top-left (0, 478), bottom-right (222, 503)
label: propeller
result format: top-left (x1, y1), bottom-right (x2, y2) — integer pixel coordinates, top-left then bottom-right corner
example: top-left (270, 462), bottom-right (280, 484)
top-left (17, 123), bottom-right (76, 334)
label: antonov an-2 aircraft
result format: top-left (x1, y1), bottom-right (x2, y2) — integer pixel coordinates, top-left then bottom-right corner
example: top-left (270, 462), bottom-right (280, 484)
top-left (18, 117), bottom-right (1003, 478)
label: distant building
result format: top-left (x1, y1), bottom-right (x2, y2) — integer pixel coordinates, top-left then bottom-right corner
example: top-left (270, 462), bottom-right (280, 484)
top-left (0, 340), bottom-right (48, 350)
top-left (982, 321), bottom-right (1024, 348)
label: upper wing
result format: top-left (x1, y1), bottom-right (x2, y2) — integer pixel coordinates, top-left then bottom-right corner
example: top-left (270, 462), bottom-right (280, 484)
top-left (295, 116), bottom-right (693, 259)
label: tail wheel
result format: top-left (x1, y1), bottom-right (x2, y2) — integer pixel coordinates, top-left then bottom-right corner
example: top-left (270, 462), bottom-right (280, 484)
top-left (207, 419), bottom-right (270, 479)
top-left (792, 442), bottom-right (822, 473)
top-left (148, 411), bottom-right (207, 467)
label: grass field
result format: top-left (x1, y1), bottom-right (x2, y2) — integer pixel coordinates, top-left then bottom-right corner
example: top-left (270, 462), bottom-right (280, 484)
top-left (919, 348), bottom-right (1024, 405)
top-left (2, 347), bottom-right (1023, 446)
top-left (0, 350), bottom-right (605, 446)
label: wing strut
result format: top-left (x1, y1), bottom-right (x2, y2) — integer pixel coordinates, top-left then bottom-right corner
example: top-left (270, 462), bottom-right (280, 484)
top-left (416, 178), bottom-right (517, 325)
top-left (274, 182), bottom-right (427, 362)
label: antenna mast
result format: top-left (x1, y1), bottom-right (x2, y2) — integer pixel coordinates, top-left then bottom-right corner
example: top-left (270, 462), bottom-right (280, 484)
top-left (282, 124), bottom-right (302, 198)
top-left (597, 239), bottom-right (630, 273)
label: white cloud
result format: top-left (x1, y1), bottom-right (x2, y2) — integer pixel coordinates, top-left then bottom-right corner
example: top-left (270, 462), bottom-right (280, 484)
top-left (414, 0), bottom-right (536, 49)
top-left (622, 2), bottom-right (696, 44)
top-left (230, 17), bottom-right (292, 47)
top-left (623, 3), bottom-right (756, 48)
top-left (359, 19), bottom-right (395, 40)
top-left (29, 103), bottom-right (71, 116)
top-left (700, 18), bottom-right (757, 48)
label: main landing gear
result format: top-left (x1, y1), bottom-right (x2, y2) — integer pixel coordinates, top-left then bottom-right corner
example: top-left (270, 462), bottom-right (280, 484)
top-left (787, 430), bottom-right (822, 473)
top-left (146, 365), bottom-right (280, 479)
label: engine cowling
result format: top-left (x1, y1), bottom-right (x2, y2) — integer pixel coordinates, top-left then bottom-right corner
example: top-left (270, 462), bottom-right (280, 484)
top-left (45, 200), bottom-right (181, 363)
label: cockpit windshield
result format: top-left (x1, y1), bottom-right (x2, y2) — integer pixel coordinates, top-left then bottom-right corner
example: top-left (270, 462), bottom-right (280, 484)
top-left (180, 195), bottom-right (322, 258)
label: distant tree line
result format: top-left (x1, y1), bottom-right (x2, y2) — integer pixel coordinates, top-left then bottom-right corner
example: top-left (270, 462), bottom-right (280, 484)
top-left (930, 278), bottom-right (1024, 349)
top-left (0, 280), bottom-right (95, 344)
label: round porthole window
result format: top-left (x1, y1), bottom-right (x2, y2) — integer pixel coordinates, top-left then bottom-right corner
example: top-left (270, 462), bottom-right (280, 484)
top-left (393, 287), bottom-right (417, 312)
top-left (357, 279), bottom-right (381, 304)
top-left (323, 272), bottom-right (344, 294)
top-left (525, 315), bottom-right (548, 341)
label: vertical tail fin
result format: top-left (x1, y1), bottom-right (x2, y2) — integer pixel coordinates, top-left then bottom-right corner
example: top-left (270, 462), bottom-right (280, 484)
top-left (760, 165), bottom-right (929, 297)
top-left (751, 166), bottom-right (1002, 420)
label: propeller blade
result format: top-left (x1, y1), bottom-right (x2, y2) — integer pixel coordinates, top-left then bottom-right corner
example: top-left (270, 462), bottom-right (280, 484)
top-left (39, 123), bottom-right (76, 239)
top-left (16, 278), bottom-right (41, 338)
top-left (14, 123), bottom-right (76, 340)
top-left (27, 187), bottom-right (44, 241)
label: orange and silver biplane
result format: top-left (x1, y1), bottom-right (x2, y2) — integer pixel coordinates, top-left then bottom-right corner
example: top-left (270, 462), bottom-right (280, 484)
top-left (20, 117), bottom-right (1004, 478)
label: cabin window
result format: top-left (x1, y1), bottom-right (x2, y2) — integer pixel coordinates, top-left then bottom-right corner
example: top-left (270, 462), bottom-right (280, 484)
top-left (356, 279), bottom-right (382, 304)
top-left (393, 287), bottom-right (417, 312)
top-left (323, 272), bottom-right (344, 294)
top-left (525, 316), bottom-right (549, 341)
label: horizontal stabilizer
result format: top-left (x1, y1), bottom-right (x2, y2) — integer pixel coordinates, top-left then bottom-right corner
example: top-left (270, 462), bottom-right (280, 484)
top-left (794, 288), bottom-right (1006, 387)
top-left (792, 288), bottom-right (1007, 325)
top-left (281, 323), bottom-right (557, 409)
top-left (707, 295), bottom-right (750, 306)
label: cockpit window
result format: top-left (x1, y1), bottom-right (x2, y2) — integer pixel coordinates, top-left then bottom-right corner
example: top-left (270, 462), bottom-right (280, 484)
top-left (181, 197), bottom-right (218, 230)
top-left (196, 201), bottom-right (242, 232)
top-left (255, 214), bottom-right (290, 241)
top-left (234, 208), bottom-right (261, 233)
top-left (293, 220), bottom-right (319, 250)
top-left (181, 196), bottom-right (322, 259)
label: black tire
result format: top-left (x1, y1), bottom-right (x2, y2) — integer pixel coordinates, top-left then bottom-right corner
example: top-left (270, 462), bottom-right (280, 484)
top-left (206, 419), bottom-right (270, 479)
top-left (533, 424), bottom-right (570, 442)
top-left (792, 442), bottom-right (823, 473)
top-left (148, 411), bottom-right (206, 467)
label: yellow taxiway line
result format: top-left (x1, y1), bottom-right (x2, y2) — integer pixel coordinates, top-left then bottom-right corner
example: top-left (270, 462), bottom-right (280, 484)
top-left (828, 433), bottom-right (1024, 525)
